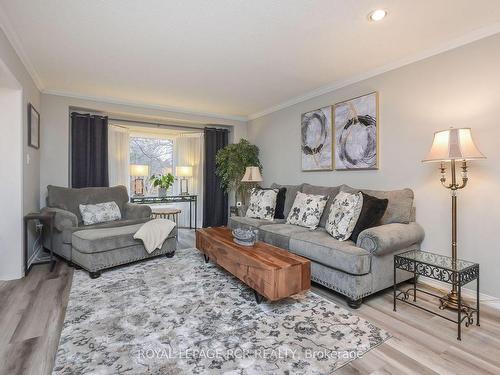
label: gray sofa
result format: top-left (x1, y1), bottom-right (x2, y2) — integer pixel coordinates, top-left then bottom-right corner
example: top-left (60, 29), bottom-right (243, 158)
top-left (229, 183), bottom-right (424, 308)
top-left (42, 185), bottom-right (177, 278)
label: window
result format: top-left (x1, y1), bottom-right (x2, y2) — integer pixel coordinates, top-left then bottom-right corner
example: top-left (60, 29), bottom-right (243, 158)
top-left (129, 135), bottom-right (174, 194)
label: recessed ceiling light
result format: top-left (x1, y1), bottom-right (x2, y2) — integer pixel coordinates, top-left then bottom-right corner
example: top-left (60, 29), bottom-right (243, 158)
top-left (368, 9), bottom-right (388, 22)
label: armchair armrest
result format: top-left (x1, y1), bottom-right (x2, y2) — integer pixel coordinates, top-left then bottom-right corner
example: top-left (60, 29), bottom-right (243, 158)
top-left (124, 202), bottom-right (152, 220)
top-left (357, 222), bottom-right (425, 256)
top-left (40, 207), bottom-right (78, 231)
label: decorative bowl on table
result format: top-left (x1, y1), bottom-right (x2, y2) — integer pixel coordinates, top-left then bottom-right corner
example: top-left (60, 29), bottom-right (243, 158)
top-left (232, 228), bottom-right (258, 247)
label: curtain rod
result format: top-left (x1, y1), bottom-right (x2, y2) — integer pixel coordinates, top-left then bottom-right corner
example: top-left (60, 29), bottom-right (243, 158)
top-left (108, 117), bottom-right (230, 132)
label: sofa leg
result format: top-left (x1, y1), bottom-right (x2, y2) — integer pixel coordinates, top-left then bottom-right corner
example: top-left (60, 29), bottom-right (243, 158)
top-left (347, 298), bottom-right (363, 309)
top-left (89, 271), bottom-right (101, 279)
top-left (165, 251), bottom-right (175, 258)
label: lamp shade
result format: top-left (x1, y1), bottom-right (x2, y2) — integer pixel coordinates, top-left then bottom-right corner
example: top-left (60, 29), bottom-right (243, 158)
top-left (130, 164), bottom-right (149, 177)
top-left (422, 127), bottom-right (486, 163)
top-left (241, 166), bottom-right (263, 182)
top-left (175, 166), bottom-right (193, 177)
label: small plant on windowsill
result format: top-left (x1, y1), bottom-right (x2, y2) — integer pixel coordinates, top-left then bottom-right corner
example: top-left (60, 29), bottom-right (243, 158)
top-left (149, 173), bottom-right (175, 197)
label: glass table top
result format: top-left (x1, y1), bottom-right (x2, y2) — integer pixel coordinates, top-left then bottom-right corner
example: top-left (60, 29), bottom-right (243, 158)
top-left (396, 250), bottom-right (478, 272)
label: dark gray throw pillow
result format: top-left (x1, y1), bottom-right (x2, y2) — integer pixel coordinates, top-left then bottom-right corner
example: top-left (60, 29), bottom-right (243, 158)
top-left (273, 187), bottom-right (287, 219)
top-left (350, 192), bottom-right (388, 243)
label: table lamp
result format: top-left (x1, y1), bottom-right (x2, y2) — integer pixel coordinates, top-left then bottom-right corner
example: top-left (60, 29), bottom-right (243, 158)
top-left (241, 166), bottom-right (263, 184)
top-left (176, 166), bottom-right (193, 195)
top-left (422, 127), bottom-right (485, 310)
top-left (130, 164), bottom-right (149, 196)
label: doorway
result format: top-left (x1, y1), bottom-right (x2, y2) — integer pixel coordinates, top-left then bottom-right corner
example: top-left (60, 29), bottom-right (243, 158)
top-left (0, 59), bottom-right (23, 280)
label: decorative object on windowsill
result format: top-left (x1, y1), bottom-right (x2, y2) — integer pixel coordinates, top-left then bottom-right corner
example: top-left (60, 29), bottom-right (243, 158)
top-left (130, 164), bottom-right (149, 196)
top-left (175, 166), bottom-right (193, 195)
top-left (215, 139), bottom-right (262, 205)
top-left (334, 92), bottom-right (378, 170)
top-left (232, 228), bottom-right (258, 247)
top-left (422, 127), bottom-right (485, 311)
top-left (149, 173), bottom-right (175, 197)
top-left (301, 106), bottom-right (333, 171)
top-left (28, 103), bottom-right (40, 149)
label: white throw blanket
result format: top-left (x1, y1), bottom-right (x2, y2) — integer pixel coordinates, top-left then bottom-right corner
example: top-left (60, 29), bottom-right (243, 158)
top-left (134, 219), bottom-right (176, 254)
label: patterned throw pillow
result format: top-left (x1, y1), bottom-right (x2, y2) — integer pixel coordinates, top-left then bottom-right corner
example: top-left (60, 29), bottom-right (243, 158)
top-left (245, 188), bottom-right (278, 221)
top-left (79, 201), bottom-right (122, 226)
top-left (286, 192), bottom-right (328, 229)
top-left (326, 191), bottom-right (363, 241)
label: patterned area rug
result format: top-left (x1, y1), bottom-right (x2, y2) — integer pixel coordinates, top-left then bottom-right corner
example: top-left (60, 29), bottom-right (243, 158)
top-left (53, 248), bottom-right (390, 374)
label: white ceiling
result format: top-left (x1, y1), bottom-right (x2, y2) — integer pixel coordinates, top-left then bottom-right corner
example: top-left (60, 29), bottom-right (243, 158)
top-left (1, 0), bottom-right (500, 119)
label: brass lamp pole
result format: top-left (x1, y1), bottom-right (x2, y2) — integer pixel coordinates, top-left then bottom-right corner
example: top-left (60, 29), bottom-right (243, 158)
top-left (423, 127), bottom-right (485, 310)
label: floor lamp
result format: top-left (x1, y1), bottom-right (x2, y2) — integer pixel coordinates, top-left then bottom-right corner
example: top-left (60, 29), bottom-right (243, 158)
top-left (422, 127), bottom-right (485, 310)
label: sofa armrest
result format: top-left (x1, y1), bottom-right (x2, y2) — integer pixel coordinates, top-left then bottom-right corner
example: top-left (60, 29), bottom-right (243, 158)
top-left (41, 207), bottom-right (78, 231)
top-left (357, 222), bottom-right (425, 256)
top-left (124, 202), bottom-right (152, 219)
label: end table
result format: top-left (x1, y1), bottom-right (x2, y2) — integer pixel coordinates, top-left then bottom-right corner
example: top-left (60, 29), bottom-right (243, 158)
top-left (24, 211), bottom-right (56, 274)
top-left (393, 250), bottom-right (479, 340)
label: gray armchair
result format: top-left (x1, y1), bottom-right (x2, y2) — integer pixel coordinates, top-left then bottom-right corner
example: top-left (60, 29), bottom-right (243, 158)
top-left (42, 185), bottom-right (175, 278)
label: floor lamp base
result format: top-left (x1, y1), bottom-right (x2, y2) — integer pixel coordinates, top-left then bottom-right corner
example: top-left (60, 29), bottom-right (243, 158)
top-left (439, 290), bottom-right (471, 312)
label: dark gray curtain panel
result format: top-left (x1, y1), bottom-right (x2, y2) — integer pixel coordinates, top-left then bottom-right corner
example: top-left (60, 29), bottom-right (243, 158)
top-left (71, 112), bottom-right (109, 188)
top-left (203, 127), bottom-right (229, 227)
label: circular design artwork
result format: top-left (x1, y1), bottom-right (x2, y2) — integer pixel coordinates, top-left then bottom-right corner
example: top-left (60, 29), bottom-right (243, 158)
top-left (301, 111), bottom-right (328, 156)
top-left (337, 114), bottom-right (377, 168)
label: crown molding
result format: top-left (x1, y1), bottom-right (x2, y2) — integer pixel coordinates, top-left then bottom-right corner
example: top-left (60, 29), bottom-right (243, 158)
top-left (42, 89), bottom-right (248, 123)
top-left (248, 22), bottom-right (500, 120)
top-left (0, 4), bottom-right (44, 91)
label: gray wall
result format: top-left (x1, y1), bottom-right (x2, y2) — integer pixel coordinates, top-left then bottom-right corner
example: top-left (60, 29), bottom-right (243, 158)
top-left (0, 27), bottom-right (41, 278)
top-left (248, 33), bottom-right (500, 298)
top-left (40, 93), bottom-right (248, 204)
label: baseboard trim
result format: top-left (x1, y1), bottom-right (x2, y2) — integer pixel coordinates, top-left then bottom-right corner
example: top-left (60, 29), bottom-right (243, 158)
top-left (420, 279), bottom-right (500, 309)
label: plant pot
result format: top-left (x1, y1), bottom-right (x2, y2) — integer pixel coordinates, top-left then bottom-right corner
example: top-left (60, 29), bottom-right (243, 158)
top-left (158, 187), bottom-right (167, 197)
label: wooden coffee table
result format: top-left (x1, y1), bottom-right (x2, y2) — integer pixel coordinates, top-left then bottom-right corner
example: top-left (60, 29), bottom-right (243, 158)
top-left (196, 227), bottom-right (311, 303)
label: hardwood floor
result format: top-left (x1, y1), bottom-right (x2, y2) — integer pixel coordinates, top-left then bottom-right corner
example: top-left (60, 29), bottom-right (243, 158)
top-left (1, 229), bottom-right (498, 375)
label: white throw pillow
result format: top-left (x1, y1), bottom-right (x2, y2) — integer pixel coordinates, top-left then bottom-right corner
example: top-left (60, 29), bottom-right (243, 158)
top-left (246, 188), bottom-right (278, 221)
top-left (79, 201), bottom-right (122, 226)
top-left (286, 192), bottom-right (328, 229)
top-left (326, 191), bottom-right (363, 241)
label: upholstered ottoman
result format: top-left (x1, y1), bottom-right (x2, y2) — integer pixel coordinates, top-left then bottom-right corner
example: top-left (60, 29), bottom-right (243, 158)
top-left (71, 223), bottom-right (177, 278)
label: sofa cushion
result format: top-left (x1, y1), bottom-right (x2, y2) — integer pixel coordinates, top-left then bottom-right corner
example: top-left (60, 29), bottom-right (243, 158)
top-left (302, 184), bottom-right (341, 227)
top-left (47, 185), bottom-right (129, 223)
top-left (61, 218), bottom-right (150, 244)
top-left (270, 183), bottom-right (303, 218)
top-left (79, 201), bottom-right (122, 225)
top-left (340, 185), bottom-right (414, 224)
top-left (286, 192), bottom-right (328, 229)
top-left (259, 223), bottom-right (310, 249)
top-left (289, 230), bottom-right (371, 275)
top-left (72, 222), bottom-right (176, 254)
top-left (325, 191), bottom-right (363, 241)
top-left (246, 188), bottom-right (278, 221)
top-left (350, 192), bottom-right (388, 243)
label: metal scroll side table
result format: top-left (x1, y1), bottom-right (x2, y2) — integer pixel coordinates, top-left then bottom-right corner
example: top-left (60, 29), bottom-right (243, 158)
top-left (393, 250), bottom-right (479, 340)
top-left (24, 211), bottom-right (56, 274)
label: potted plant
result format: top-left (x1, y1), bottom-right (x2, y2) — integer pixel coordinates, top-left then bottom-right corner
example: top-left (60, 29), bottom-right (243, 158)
top-left (149, 173), bottom-right (175, 197)
top-left (216, 139), bottom-right (262, 206)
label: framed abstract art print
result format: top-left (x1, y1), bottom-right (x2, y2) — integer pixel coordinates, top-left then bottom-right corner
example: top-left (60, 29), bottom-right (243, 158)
top-left (333, 92), bottom-right (379, 170)
top-left (301, 106), bottom-right (333, 171)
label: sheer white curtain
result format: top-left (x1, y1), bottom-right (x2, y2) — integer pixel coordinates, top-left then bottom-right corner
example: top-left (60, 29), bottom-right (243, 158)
top-left (108, 125), bottom-right (130, 192)
top-left (173, 132), bottom-right (204, 228)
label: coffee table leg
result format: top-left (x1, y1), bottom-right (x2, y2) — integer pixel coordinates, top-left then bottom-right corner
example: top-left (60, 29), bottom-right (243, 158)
top-left (254, 290), bottom-right (265, 304)
top-left (203, 254), bottom-right (209, 263)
